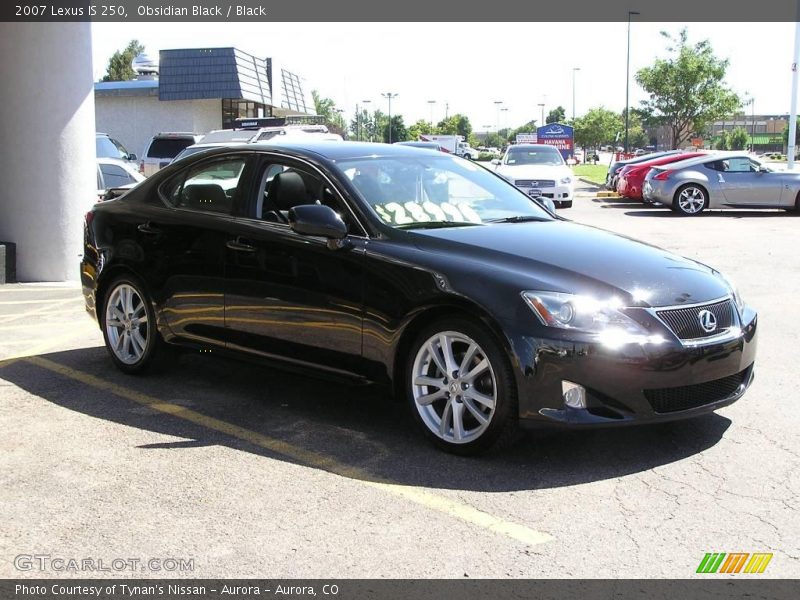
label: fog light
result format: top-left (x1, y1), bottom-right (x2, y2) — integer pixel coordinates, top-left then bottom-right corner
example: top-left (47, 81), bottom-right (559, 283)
top-left (562, 381), bottom-right (587, 409)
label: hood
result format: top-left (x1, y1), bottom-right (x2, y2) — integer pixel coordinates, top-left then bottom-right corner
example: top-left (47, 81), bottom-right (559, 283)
top-left (410, 220), bottom-right (730, 307)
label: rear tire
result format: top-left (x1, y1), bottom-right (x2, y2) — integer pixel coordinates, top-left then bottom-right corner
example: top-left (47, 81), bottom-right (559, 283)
top-left (406, 318), bottom-right (518, 455)
top-left (673, 184), bottom-right (707, 216)
top-left (100, 275), bottom-right (172, 375)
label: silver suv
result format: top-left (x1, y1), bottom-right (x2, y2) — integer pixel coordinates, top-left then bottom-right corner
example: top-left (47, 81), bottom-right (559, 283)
top-left (140, 132), bottom-right (203, 177)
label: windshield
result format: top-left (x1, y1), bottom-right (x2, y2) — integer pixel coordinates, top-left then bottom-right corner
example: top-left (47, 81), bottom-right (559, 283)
top-left (336, 155), bottom-right (552, 228)
top-left (96, 136), bottom-right (130, 160)
top-left (503, 147), bottom-right (564, 166)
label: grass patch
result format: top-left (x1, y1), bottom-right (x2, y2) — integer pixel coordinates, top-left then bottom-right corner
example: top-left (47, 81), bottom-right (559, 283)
top-left (572, 164), bottom-right (607, 185)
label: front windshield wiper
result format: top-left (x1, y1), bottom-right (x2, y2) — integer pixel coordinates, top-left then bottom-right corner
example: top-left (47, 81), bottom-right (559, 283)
top-left (395, 221), bottom-right (484, 230)
top-left (486, 215), bottom-right (549, 223)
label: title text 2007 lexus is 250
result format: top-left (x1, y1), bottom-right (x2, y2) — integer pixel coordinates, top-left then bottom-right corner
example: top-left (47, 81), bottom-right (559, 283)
top-left (81, 142), bottom-right (757, 454)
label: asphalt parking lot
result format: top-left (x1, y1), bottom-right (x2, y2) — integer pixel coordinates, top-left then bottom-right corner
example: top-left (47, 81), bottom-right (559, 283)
top-left (1, 188), bottom-right (798, 579)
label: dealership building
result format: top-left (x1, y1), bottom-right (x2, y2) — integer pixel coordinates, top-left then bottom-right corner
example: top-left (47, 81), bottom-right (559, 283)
top-left (0, 26), bottom-right (317, 281)
top-left (95, 47), bottom-right (315, 160)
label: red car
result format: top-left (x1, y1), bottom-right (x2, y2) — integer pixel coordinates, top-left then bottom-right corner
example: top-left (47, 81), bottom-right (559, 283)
top-left (617, 152), bottom-right (706, 200)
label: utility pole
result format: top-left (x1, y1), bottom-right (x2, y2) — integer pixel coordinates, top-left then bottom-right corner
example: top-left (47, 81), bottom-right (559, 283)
top-left (427, 100), bottom-right (436, 130)
top-left (625, 10), bottom-right (640, 153)
top-left (381, 92), bottom-right (398, 143)
top-left (538, 103), bottom-right (545, 126)
top-left (789, 4), bottom-right (800, 169)
top-left (572, 67), bottom-right (581, 123)
top-left (494, 100), bottom-right (503, 131)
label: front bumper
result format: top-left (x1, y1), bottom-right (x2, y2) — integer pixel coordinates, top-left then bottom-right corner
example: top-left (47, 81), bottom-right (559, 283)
top-left (510, 307), bottom-right (758, 429)
top-left (513, 183), bottom-right (573, 203)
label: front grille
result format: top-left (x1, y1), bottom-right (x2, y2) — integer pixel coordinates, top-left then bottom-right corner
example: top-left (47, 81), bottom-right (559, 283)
top-left (514, 179), bottom-right (555, 188)
top-left (656, 299), bottom-right (735, 340)
top-left (644, 369), bottom-right (748, 413)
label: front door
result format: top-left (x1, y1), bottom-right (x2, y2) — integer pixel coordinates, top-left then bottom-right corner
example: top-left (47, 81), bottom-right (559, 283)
top-left (223, 156), bottom-right (367, 377)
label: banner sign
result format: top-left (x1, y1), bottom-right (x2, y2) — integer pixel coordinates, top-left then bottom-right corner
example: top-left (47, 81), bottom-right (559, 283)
top-left (515, 133), bottom-right (537, 144)
top-left (536, 123), bottom-right (575, 160)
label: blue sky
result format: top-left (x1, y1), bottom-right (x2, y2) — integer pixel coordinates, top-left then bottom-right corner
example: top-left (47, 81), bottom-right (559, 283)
top-left (92, 22), bottom-right (797, 130)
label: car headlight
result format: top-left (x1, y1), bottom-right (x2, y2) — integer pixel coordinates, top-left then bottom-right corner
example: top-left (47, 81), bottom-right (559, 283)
top-left (522, 291), bottom-right (647, 334)
top-left (718, 273), bottom-right (745, 317)
top-left (560, 176), bottom-right (573, 184)
top-left (521, 291), bottom-right (669, 348)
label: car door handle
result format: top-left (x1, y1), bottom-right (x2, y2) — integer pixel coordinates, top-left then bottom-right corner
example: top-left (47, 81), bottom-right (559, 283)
top-left (226, 237), bottom-right (256, 252)
top-left (137, 222), bottom-right (162, 235)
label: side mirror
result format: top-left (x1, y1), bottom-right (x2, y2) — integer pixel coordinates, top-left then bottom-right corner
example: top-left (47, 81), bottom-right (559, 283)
top-left (128, 153), bottom-right (137, 161)
top-left (491, 159), bottom-right (501, 166)
top-left (534, 196), bottom-right (557, 213)
top-left (289, 204), bottom-right (348, 241)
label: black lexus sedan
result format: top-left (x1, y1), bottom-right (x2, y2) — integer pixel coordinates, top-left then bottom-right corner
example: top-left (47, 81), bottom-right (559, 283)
top-left (81, 142), bottom-right (757, 455)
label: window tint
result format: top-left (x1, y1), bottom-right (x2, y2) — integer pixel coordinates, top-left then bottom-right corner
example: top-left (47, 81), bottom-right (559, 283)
top-left (504, 147), bottom-right (564, 166)
top-left (707, 158), bottom-right (755, 173)
top-left (147, 138), bottom-right (195, 159)
top-left (100, 164), bottom-right (135, 188)
top-left (163, 158), bottom-right (246, 214)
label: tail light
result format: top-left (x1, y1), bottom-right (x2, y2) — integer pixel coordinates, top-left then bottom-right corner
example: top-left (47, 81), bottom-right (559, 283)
top-left (85, 211), bottom-right (95, 227)
top-left (653, 170), bottom-right (671, 181)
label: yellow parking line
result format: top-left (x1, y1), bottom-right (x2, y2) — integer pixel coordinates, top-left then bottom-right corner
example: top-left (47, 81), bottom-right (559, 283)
top-left (21, 355), bottom-right (553, 547)
top-left (0, 301), bottom-right (86, 325)
top-left (0, 298), bottom-right (83, 305)
top-left (0, 328), bottom-right (98, 368)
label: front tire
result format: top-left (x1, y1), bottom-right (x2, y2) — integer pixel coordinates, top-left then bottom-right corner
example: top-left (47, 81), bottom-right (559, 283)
top-left (673, 184), bottom-right (707, 216)
top-left (406, 318), bottom-right (518, 455)
top-left (100, 275), bottom-right (168, 374)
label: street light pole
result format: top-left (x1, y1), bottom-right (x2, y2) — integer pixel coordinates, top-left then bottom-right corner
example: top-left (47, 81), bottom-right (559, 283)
top-left (625, 10), bottom-right (640, 154)
top-left (381, 92), bottom-right (398, 143)
top-left (427, 100), bottom-right (436, 130)
top-left (500, 107), bottom-right (508, 133)
top-left (789, 5), bottom-right (800, 169)
top-left (538, 103), bottom-right (545, 126)
top-left (494, 100), bottom-right (503, 131)
top-left (572, 67), bottom-right (581, 123)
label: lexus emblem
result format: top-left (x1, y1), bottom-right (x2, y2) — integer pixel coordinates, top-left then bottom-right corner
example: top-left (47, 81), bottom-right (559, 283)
top-left (698, 309), bottom-right (717, 333)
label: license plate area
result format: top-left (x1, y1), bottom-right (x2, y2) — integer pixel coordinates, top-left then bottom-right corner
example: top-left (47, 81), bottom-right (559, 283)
top-left (527, 188), bottom-right (542, 197)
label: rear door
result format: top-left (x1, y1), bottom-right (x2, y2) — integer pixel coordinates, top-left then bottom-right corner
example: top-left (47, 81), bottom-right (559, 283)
top-left (137, 154), bottom-right (255, 345)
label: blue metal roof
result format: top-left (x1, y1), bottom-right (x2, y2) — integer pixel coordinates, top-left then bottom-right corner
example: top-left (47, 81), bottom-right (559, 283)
top-left (94, 79), bottom-right (159, 97)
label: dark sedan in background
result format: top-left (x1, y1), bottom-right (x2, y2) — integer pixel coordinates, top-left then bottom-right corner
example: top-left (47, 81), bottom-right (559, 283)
top-left (81, 142), bottom-right (757, 454)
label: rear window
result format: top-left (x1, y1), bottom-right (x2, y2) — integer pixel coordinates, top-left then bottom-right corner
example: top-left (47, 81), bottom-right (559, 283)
top-left (147, 138), bottom-right (195, 159)
top-left (96, 136), bottom-right (130, 160)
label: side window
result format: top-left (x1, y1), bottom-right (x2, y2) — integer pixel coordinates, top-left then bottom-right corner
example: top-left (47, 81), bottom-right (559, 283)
top-left (100, 164), bottom-right (135, 188)
top-left (727, 157), bottom-right (752, 173)
top-left (161, 157), bottom-right (247, 214)
top-left (255, 160), bottom-right (358, 233)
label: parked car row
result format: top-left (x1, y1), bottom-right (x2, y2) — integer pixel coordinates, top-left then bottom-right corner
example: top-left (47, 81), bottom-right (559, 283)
top-left (610, 150), bottom-right (800, 215)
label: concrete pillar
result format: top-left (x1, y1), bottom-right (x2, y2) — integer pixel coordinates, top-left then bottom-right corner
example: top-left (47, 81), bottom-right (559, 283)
top-left (0, 23), bottom-right (96, 282)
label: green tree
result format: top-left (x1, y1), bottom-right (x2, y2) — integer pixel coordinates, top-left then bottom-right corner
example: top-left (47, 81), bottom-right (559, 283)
top-left (436, 114), bottom-right (472, 139)
top-left (635, 28), bottom-right (740, 149)
top-left (546, 106), bottom-right (566, 124)
top-left (349, 109), bottom-right (373, 141)
top-left (507, 119), bottom-right (538, 143)
top-left (574, 107), bottom-right (623, 150)
top-left (715, 130), bottom-right (730, 150)
top-left (312, 90), bottom-right (347, 135)
top-left (729, 127), bottom-right (749, 151)
top-left (382, 115), bottom-right (408, 143)
top-left (102, 40), bottom-right (145, 82)
top-left (407, 119), bottom-right (435, 141)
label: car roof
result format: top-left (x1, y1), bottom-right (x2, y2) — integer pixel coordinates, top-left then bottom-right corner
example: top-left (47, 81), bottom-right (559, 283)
top-left (242, 141), bottom-right (460, 161)
top-left (507, 144), bottom-right (559, 150)
top-left (659, 152), bottom-right (749, 171)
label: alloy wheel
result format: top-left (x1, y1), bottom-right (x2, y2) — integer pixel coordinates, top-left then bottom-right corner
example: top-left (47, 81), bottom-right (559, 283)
top-left (411, 331), bottom-right (497, 444)
top-left (677, 186), bottom-right (706, 214)
top-left (105, 283), bottom-right (150, 365)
